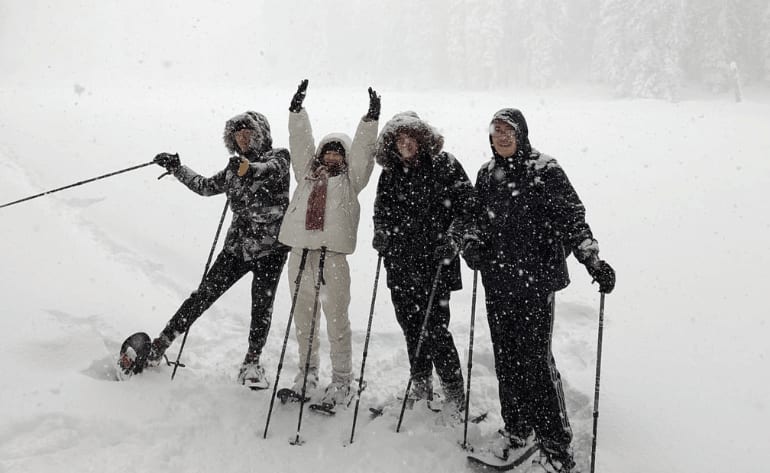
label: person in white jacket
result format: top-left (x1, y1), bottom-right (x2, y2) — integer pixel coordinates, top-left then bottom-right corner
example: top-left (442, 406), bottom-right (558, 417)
top-left (278, 80), bottom-right (380, 407)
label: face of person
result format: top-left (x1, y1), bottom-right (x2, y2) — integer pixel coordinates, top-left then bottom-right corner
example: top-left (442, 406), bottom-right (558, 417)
top-left (490, 120), bottom-right (518, 158)
top-left (396, 133), bottom-right (419, 163)
top-left (234, 129), bottom-right (253, 153)
top-left (322, 150), bottom-right (344, 167)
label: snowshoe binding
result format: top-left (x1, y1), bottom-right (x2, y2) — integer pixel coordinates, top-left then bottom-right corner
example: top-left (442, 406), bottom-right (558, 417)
top-left (276, 388), bottom-right (310, 404)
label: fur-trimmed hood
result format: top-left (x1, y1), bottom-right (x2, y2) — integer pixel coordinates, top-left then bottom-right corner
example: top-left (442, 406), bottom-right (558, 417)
top-left (375, 111), bottom-right (444, 169)
top-left (223, 111), bottom-right (273, 156)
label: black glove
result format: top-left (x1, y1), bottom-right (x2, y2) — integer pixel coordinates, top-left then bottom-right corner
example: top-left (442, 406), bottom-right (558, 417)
top-left (366, 87), bottom-right (381, 121)
top-left (587, 260), bottom-right (616, 294)
top-left (372, 230), bottom-right (390, 255)
top-left (462, 239), bottom-right (485, 271)
top-left (289, 79), bottom-right (309, 113)
top-left (154, 152), bottom-right (180, 172)
top-left (434, 236), bottom-right (459, 265)
top-left (228, 156), bottom-right (243, 172)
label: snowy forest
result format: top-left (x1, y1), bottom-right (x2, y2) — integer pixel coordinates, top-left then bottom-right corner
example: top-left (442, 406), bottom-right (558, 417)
top-left (258, 0), bottom-right (770, 100)
top-left (3, 0), bottom-right (769, 101)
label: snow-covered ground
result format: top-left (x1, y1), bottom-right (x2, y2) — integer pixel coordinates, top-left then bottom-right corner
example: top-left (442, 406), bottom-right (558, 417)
top-left (1, 84), bottom-right (768, 473)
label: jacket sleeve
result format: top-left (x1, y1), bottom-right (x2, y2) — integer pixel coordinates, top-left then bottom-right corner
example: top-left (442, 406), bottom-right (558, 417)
top-left (442, 153), bottom-right (476, 245)
top-left (542, 161), bottom-right (597, 262)
top-left (373, 171), bottom-right (394, 235)
top-left (347, 117), bottom-right (378, 194)
top-left (288, 109), bottom-right (315, 183)
top-left (462, 169), bottom-right (487, 244)
top-left (173, 165), bottom-right (227, 196)
top-left (251, 148), bottom-right (291, 186)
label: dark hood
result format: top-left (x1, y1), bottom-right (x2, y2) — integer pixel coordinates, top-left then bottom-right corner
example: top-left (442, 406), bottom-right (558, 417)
top-left (223, 111), bottom-right (273, 156)
top-left (489, 108), bottom-right (532, 161)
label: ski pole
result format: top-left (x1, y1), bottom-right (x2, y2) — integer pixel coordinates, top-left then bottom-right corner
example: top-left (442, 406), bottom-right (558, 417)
top-left (170, 199), bottom-right (230, 380)
top-left (349, 255), bottom-right (383, 444)
top-left (291, 246), bottom-right (326, 446)
top-left (396, 262), bottom-right (443, 433)
top-left (461, 270), bottom-right (479, 450)
top-left (590, 293), bottom-right (606, 473)
top-left (263, 248), bottom-right (310, 439)
top-left (0, 161), bottom-right (155, 210)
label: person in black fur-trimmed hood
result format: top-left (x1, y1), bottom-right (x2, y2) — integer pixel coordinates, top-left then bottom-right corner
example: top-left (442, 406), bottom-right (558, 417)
top-left (462, 108), bottom-right (616, 472)
top-left (149, 111), bottom-right (290, 389)
top-left (372, 111), bottom-right (475, 413)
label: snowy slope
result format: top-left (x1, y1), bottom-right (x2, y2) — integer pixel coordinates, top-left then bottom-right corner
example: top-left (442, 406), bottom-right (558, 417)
top-left (1, 85), bottom-right (768, 473)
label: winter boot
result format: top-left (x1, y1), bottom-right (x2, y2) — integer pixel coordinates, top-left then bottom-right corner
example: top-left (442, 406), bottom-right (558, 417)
top-left (441, 377), bottom-right (466, 411)
top-left (290, 367), bottom-right (319, 395)
top-left (238, 361), bottom-right (269, 390)
top-left (409, 374), bottom-right (433, 401)
top-left (537, 442), bottom-right (577, 473)
top-left (488, 428), bottom-right (537, 462)
top-left (146, 334), bottom-right (171, 368)
top-left (320, 380), bottom-right (353, 407)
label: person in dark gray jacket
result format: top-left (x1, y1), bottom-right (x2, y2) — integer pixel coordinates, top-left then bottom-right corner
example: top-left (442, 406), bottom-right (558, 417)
top-left (150, 111), bottom-right (290, 389)
top-left (463, 108), bottom-right (615, 472)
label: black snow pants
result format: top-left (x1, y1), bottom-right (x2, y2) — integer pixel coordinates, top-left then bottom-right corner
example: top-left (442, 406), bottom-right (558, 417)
top-left (389, 278), bottom-right (464, 391)
top-left (161, 249), bottom-right (287, 360)
top-left (482, 271), bottom-right (573, 450)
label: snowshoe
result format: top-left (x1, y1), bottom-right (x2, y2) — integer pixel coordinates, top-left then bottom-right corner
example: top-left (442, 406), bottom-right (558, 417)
top-left (117, 332), bottom-right (151, 380)
top-left (466, 443), bottom-right (539, 471)
top-left (276, 388), bottom-right (310, 404)
top-left (308, 402), bottom-right (336, 416)
top-left (238, 362), bottom-right (269, 390)
top-left (309, 379), bottom-right (367, 416)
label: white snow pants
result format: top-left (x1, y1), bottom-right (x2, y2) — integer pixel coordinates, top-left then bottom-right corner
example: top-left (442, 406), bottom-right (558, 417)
top-left (288, 248), bottom-right (353, 384)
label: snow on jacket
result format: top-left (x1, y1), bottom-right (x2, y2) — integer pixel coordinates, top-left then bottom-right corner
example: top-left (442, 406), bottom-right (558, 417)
top-left (172, 111), bottom-right (290, 261)
top-left (472, 108), bottom-right (595, 292)
top-left (373, 111), bottom-right (474, 291)
top-left (278, 108), bottom-right (377, 254)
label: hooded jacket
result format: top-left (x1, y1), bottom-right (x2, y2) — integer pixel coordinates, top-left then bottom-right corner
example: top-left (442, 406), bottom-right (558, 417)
top-left (172, 111), bottom-right (290, 261)
top-left (278, 108), bottom-right (377, 254)
top-left (373, 112), bottom-right (474, 291)
top-left (472, 108), bottom-right (595, 292)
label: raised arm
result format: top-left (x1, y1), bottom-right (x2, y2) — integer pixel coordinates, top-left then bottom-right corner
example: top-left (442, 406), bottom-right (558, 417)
top-left (287, 79), bottom-right (315, 181)
top-left (348, 87), bottom-right (380, 194)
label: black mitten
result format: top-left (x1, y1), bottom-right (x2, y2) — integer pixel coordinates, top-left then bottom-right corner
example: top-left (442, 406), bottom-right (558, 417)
top-left (587, 260), bottom-right (616, 294)
top-left (462, 239), bottom-right (485, 271)
top-left (372, 230), bottom-right (390, 255)
top-left (289, 79), bottom-right (309, 113)
top-left (366, 87), bottom-right (381, 121)
top-left (153, 152), bottom-right (181, 172)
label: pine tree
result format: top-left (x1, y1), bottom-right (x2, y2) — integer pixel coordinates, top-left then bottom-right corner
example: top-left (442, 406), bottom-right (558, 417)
top-left (761, 2), bottom-right (770, 83)
top-left (523, 0), bottom-right (567, 87)
top-left (591, 0), bottom-right (632, 92)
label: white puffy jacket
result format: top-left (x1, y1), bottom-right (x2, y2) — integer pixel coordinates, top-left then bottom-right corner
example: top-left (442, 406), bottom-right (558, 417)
top-left (278, 109), bottom-right (377, 254)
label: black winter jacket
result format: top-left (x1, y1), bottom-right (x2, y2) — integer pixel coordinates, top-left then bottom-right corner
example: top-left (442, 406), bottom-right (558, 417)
top-left (473, 108), bottom-right (594, 292)
top-left (373, 112), bottom-right (474, 291)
